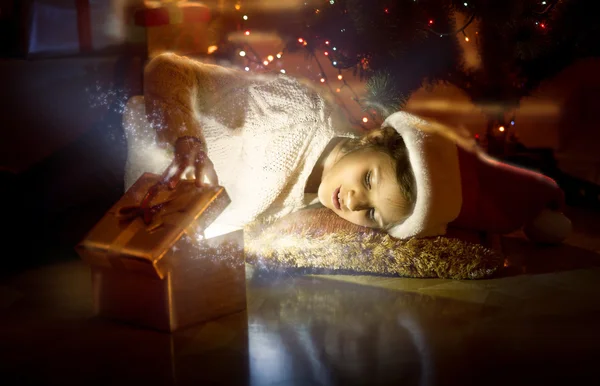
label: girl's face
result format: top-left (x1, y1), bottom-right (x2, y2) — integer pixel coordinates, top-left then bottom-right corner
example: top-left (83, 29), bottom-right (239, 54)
top-left (318, 147), bottom-right (409, 229)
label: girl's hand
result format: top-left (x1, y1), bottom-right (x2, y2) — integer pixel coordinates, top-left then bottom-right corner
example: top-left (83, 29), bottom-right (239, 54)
top-left (140, 136), bottom-right (218, 210)
top-left (164, 136), bottom-right (219, 189)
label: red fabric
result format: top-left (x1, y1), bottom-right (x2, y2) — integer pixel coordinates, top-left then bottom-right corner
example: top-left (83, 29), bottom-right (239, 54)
top-left (75, 0), bottom-right (92, 52)
top-left (450, 148), bottom-right (565, 233)
top-left (134, 3), bottom-right (211, 27)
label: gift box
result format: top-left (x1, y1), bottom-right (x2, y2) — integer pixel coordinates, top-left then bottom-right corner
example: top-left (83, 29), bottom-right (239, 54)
top-left (76, 172), bottom-right (246, 332)
top-left (24, 0), bottom-right (122, 57)
top-left (128, 1), bottom-right (212, 58)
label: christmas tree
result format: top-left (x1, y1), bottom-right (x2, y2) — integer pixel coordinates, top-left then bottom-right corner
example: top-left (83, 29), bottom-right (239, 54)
top-left (266, 0), bottom-right (598, 152)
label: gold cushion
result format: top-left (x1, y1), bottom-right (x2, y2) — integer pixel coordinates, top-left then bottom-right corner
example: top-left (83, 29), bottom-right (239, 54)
top-left (245, 208), bottom-right (504, 280)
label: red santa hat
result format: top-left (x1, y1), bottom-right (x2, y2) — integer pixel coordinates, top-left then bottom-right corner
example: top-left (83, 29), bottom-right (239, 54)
top-left (383, 112), bottom-right (569, 242)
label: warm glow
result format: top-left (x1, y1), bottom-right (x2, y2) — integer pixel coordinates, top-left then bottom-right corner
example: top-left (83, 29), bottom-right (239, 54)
top-left (429, 19), bottom-right (434, 24)
top-left (235, 4), bottom-right (241, 10)
top-left (276, 53), bottom-right (282, 58)
top-left (498, 126), bottom-right (505, 132)
top-left (465, 37), bottom-right (470, 42)
top-left (243, 15), bottom-right (248, 20)
top-left (336, 88), bottom-right (341, 93)
top-left (325, 41), bottom-right (330, 45)
top-left (362, 117), bottom-right (368, 123)
top-left (324, 51), bottom-right (329, 56)
top-left (267, 55), bottom-right (274, 61)
top-left (337, 74), bottom-right (343, 80)
top-left (207, 45), bottom-right (218, 54)
top-left (263, 60), bottom-right (269, 65)
top-left (245, 30), bottom-right (250, 36)
top-left (244, 66), bottom-right (250, 71)
top-left (239, 50), bottom-right (246, 57)
top-left (280, 69), bottom-right (286, 74)
top-left (320, 78), bottom-right (326, 83)
top-left (298, 38), bottom-right (304, 43)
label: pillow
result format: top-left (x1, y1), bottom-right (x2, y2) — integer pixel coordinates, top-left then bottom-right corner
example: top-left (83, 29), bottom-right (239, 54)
top-left (244, 207), bottom-right (504, 280)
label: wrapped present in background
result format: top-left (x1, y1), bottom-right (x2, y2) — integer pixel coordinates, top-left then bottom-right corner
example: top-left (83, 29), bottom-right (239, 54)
top-left (127, 0), bottom-right (212, 58)
top-left (76, 173), bottom-right (246, 332)
top-left (24, 0), bottom-right (125, 57)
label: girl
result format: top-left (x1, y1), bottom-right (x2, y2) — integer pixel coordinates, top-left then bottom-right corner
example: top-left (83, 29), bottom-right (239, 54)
top-left (124, 53), bottom-right (571, 242)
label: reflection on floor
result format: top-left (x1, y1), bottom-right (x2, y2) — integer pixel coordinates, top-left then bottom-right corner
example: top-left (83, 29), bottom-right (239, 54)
top-left (1, 208), bottom-right (599, 386)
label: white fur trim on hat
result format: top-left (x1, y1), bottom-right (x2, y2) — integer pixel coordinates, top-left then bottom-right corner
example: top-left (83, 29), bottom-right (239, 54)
top-left (384, 112), bottom-right (462, 239)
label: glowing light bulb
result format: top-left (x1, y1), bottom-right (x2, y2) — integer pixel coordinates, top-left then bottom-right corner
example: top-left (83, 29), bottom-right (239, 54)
top-left (337, 74), bottom-right (343, 80)
top-left (465, 36), bottom-right (469, 42)
top-left (336, 88), bottom-right (341, 92)
top-left (325, 41), bottom-right (330, 45)
top-left (239, 50), bottom-right (246, 57)
top-left (429, 19), bottom-right (434, 25)
top-left (235, 4), bottom-right (241, 10)
top-left (332, 61), bottom-right (337, 65)
top-left (280, 69), bottom-right (286, 74)
top-left (243, 15), bottom-right (248, 20)
top-left (298, 38), bottom-right (304, 43)
top-left (244, 67), bottom-right (250, 71)
top-left (464, 2), bottom-right (468, 6)
top-left (330, 0), bottom-right (335, 4)
top-left (276, 53), bottom-right (282, 58)
top-left (245, 30), bottom-right (250, 35)
top-left (207, 45), bottom-right (218, 54)
top-left (333, 47), bottom-right (337, 51)
top-left (303, 41), bottom-right (308, 46)
top-left (510, 120), bottom-right (515, 126)
top-left (267, 55), bottom-right (274, 61)
top-left (324, 51), bottom-right (329, 56)
top-left (362, 117), bottom-right (368, 123)
top-left (263, 60), bottom-right (269, 65)
top-left (540, 23), bottom-right (546, 28)
top-left (320, 78), bottom-right (326, 83)
top-left (499, 126), bottom-right (505, 132)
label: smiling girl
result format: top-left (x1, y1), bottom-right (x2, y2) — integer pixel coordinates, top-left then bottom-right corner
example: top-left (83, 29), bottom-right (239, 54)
top-left (124, 52), bottom-right (570, 242)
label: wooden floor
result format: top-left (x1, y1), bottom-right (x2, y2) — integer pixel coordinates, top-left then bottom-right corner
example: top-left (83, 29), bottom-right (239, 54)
top-left (1, 208), bottom-right (599, 386)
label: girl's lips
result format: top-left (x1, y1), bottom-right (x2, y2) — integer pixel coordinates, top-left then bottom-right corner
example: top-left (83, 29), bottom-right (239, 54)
top-left (332, 186), bottom-right (341, 210)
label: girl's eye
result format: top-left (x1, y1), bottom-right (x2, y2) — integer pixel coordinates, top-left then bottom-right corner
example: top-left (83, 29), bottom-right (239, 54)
top-left (364, 170), bottom-right (372, 189)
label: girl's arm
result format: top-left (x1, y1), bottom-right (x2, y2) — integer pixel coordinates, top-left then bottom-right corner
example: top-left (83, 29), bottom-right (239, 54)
top-left (143, 52), bottom-right (246, 146)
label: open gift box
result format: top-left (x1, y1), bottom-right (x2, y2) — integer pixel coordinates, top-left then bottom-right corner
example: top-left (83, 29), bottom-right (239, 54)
top-left (76, 173), bottom-right (246, 332)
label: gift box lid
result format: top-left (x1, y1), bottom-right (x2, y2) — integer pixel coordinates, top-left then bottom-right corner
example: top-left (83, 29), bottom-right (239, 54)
top-left (133, 1), bottom-right (211, 27)
top-left (76, 173), bottom-right (230, 279)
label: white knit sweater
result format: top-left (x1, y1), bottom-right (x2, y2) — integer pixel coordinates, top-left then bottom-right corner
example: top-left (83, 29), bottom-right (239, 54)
top-left (123, 69), bottom-right (352, 237)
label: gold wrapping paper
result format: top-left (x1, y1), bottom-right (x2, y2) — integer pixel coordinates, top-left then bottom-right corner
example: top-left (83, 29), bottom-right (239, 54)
top-left (77, 173), bottom-right (230, 279)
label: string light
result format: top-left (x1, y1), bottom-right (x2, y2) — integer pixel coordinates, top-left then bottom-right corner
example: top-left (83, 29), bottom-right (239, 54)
top-left (235, 4), bottom-right (241, 10)
top-left (362, 117), bottom-right (368, 123)
top-left (298, 38), bottom-right (304, 43)
top-left (464, 2), bottom-right (468, 6)
top-left (540, 23), bottom-right (546, 29)
top-left (276, 53), bottom-right (282, 59)
top-left (324, 51), bottom-right (329, 56)
top-left (239, 50), bottom-right (246, 57)
top-left (429, 19), bottom-right (434, 25)
top-left (244, 66), bottom-right (250, 71)
top-left (336, 88), bottom-right (341, 92)
top-left (337, 74), bottom-right (343, 80)
top-left (465, 36), bottom-right (470, 42)
top-left (267, 55), bottom-right (274, 61)
top-left (207, 45), bottom-right (218, 54)
top-left (498, 126), bottom-right (505, 132)
top-left (510, 120), bottom-right (515, 126)
top-left (332, 61), bottom-right (337, 65)
top-left (325, 41), bottom-right (330, 45)
top-left (280, 69), bottom-right (286, 74)
top-left (245, 30), bottom-right (250, 35)
top-left (330, 0), bottom-right (335, 4)
top-left (320, 78), bottom-right (326, 83)
top-left (263, 60), bottom-right (269, 65)
top-left (243, 15), bottom-right (248, 20)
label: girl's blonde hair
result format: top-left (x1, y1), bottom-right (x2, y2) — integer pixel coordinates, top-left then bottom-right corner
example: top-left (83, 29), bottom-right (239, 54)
top-left (340, 127), bottom-right (417, 224)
